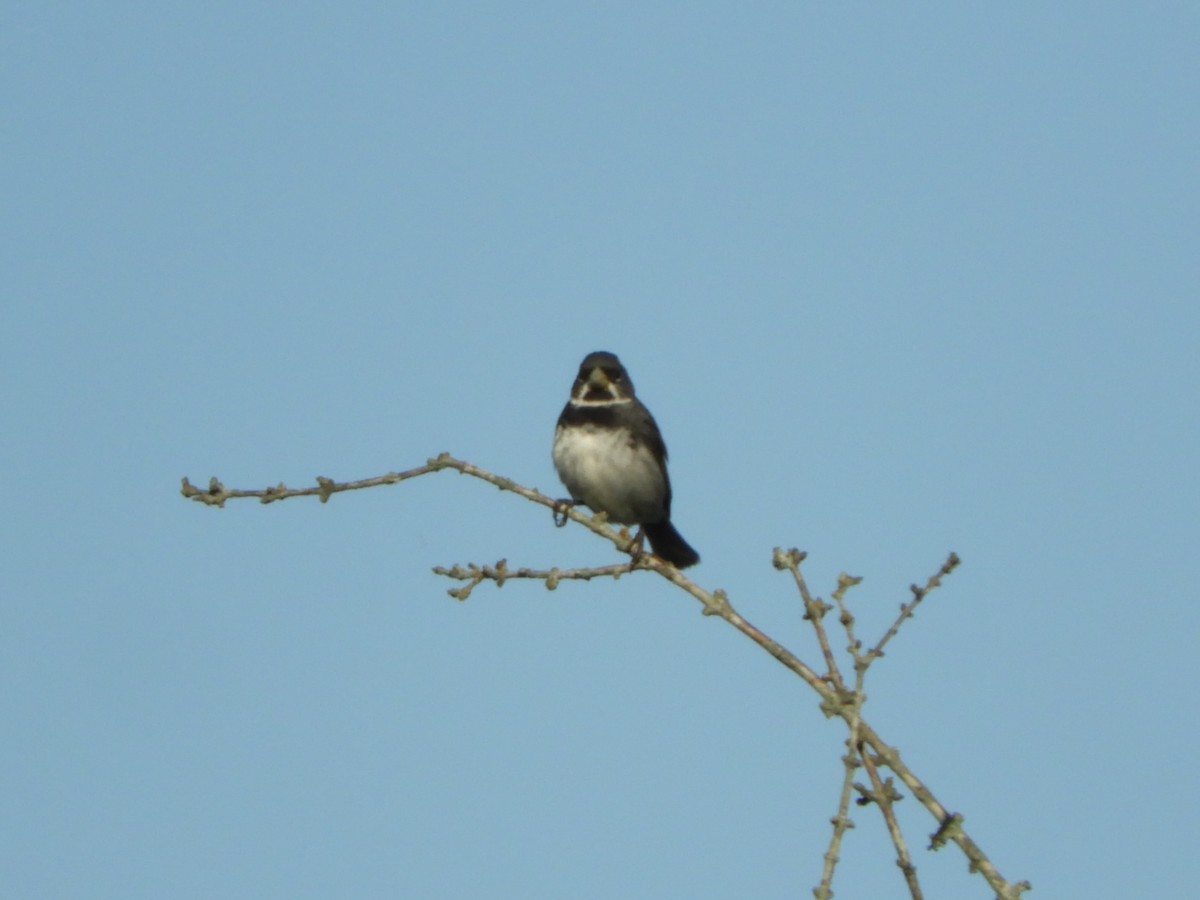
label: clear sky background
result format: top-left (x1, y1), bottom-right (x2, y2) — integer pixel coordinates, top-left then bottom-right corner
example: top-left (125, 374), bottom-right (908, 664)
top-left (4, 3), bottom-right (1197, 898)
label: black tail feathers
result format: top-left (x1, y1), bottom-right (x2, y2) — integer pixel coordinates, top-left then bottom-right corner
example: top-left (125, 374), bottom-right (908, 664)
top-left (643, 521), bottom-right (700, 569)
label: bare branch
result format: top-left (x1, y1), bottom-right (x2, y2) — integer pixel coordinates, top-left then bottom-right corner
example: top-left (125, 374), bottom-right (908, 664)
top-left (863, 552), bottom-right (961, 665)
top-left (858, 746), bottom-right (923, 899)
top-left (432, 559), bottom-right (640, 600)
top-left (814, 747), bottom-right (857, 900)
top-left (855, 721), bottom-right (1029, 899)
top-left (829, 571), bottom-right (865, 667)
top-left (180, 458), bottom-right (1028, 898)
top-left (774, 547), bottom-right (844, 689)
top-left (181, 464), bottom-right (441, 506)
top-left (814, 664), bottom-right (866, 899)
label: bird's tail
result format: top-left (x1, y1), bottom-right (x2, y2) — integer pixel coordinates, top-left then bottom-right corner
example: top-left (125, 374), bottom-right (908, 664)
top-left (643, 521), bottom-right (700, 569)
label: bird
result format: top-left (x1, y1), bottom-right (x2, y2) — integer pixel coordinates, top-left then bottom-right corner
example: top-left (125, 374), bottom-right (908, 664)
top-left (552, 350), bottom-right (699, 569)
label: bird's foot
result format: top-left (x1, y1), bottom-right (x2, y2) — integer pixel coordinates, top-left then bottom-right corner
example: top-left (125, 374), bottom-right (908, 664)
top-left (552, 498), bottom-right (575, 527)
top-left (626, 527), bottom-right (648, 564)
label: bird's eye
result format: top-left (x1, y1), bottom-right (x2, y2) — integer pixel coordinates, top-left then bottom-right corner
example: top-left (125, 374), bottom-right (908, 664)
top-left (606, 368), bottom-right (622, 382)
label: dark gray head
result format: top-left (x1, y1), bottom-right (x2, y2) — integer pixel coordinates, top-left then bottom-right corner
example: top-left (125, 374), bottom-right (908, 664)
top-left (571, 351), bottom-right (635, 402)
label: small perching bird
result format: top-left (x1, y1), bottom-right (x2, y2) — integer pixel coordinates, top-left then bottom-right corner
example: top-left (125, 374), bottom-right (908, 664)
top-left (552, 351), bottom-right (699, 569)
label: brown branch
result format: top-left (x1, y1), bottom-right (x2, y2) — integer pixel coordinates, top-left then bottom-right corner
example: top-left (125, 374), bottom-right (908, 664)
top-left (773, 548), bottom-right (844, 689)
top-left (814, 664), bottom-right (866, 899)
top-left (432, 559), bottom-right (640, 601)
top-left (858, 745), bottom-right (923, 899)
top-left (180, 456), bottom-right (1028, 898)
top-left (180, 452), bottom-right (577, 514)
top-left (863, 552), bottom-right (961, 665)
top-left (830, 571), bottom-right (865, 668)
top-left (855, 720), bottom-right (1029, 899)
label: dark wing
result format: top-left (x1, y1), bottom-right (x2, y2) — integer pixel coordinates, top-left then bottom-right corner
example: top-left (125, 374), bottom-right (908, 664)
top-left (626, 399), bottom-right (672, 514)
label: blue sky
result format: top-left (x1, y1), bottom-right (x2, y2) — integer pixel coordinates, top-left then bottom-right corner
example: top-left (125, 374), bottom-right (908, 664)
top-left (4, 3), bottom-right (1197, 897)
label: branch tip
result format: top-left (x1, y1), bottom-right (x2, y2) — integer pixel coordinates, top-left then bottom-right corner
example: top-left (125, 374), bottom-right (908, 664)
top-left (771, 546), bottom-right (807, 570)
top-left (180, 460), bottom-right (1026, 897)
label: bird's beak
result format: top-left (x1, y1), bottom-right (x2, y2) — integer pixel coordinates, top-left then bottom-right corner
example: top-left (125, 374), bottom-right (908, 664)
top-left (586, 367), bottom-right (610, 388)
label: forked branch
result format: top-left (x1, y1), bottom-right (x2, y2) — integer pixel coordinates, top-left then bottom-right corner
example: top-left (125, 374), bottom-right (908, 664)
top-left (181, 454), bottom-right (1029, 899)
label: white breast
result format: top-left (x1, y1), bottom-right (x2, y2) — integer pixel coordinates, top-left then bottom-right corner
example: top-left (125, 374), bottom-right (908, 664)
top-left (552, 423), bottom-right (667, 524)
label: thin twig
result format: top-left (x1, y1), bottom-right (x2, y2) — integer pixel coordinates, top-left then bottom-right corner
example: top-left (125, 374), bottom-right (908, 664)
top-left (855, 720), bottom-right (1029, 899)
top-left (774, 548), bottom-right (844, 689)
top-left (433, 559), bottom-right (640, 600)
top-left (858, 745), bottom-right (923, 899)
top-left (181, 457), bottom-right (1028, 899)
top-left (829, 571), bottom-right (865, 668)
top-left (814, 664), bottom-right (866, 899)
top-left (863, 553), bottom-right (961, 665)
